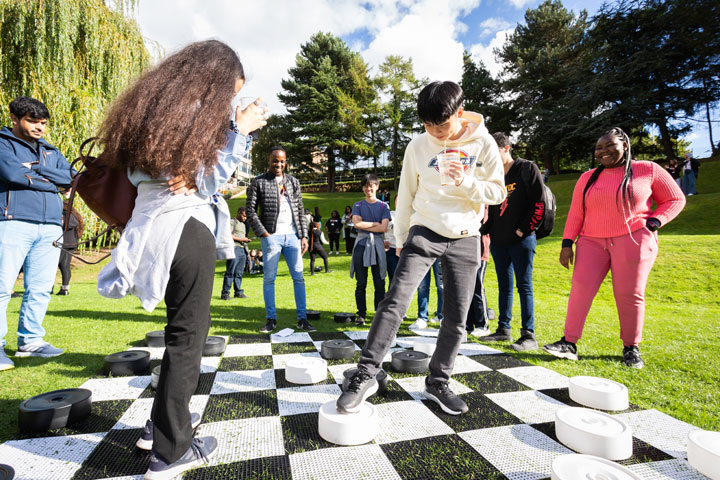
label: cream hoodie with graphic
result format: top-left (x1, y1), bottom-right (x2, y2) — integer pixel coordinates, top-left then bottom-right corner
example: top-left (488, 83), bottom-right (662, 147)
top-left (394, 111), bottom-right (506, 247)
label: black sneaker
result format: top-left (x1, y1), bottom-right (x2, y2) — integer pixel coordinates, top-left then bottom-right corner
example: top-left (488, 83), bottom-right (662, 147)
top-left (336, 368), bottom-right (378, 414)
top-left (297, 318), bottom-right (316, 332)
top-left (259, 319), bottom-right (276, 333)
top-left (510, 329), bottom-right (538, 351)
top-left (56, 288), bottom-right (69, 296)
top-left (355, 315), bottom-right (365, 326)
top-left (622, 346), bottom-right (644, 369)
top-left (479, 328), bottom-right (513, 342)
top-left (234, 292), bottom-right (248, 299)
top-left (424, 378), bottom-right (468, 415)
top-left (543, 337), bottom-right (578, 361)
top-left (145, 436), bottom-right (217, 480)
top-left (220, 293), bottom-right (230, 300)
top-left (136, 413), bottom-right (201, 450)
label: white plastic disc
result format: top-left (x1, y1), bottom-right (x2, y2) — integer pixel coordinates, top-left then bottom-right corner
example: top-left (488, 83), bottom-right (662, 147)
top-left (150, 365), bottom-right (161, 390)
top-left (413, 337), bottom-right (437, 356)
top-left (555, 407), bottom-right (633, 460)
top-left (688, 429), bottom-right (720, 480)
top-left (285, 357), bottom-right (327, 384)
top-left (569, 376), bottom-right (629, 411)
top-left (552, 454), bottom-right (642, 480)
top-left (317, 400), bottom-right (377, 445)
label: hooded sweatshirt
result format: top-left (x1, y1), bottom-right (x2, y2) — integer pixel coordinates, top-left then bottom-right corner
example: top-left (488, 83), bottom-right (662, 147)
top-left (394, 111), bottom-right (506, 247)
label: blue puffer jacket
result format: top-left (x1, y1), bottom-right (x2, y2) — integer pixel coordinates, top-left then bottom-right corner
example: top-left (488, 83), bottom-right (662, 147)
top-left (0, 126), bottom-right (72, 226)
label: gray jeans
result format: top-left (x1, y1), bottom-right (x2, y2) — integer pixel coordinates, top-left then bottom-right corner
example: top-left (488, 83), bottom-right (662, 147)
top-left (358, 225), bottom-right (480, 383)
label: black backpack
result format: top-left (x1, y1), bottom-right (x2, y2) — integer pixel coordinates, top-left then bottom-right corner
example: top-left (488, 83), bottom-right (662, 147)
top-left (520, 161), bottom-right (556, 240)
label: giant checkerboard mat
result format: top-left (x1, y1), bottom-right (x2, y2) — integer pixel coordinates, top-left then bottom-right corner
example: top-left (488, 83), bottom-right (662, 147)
top-left (0, 330), bottom-right (710, 480)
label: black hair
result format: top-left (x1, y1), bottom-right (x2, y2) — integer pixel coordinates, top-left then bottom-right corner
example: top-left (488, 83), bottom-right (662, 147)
top-left (268, 146), bottom-right (285, 158)
top-left (344, 205), bottom-right (352, 214)
top-left (492, 132), bottom-right (512, 152)
top-left (314, 206), bottom-right (321, 216)
top-left (331, 209), bottom-right (339, 219)
top-left (417, 81), bottom-right (464, 125)
top-left (236, 206), bottom-right (246, 215)
top-left (361, 173), bottom-right (379, 188)
top-left (582, 127), bottom-right (634, 217)
top-left (9, 96), bottom-right (50, 119)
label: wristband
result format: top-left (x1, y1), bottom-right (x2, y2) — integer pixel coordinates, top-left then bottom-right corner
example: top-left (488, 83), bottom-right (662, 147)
top-left (646, 218), bottom-right (661, 232)
top-left (561, 239), bottom-right (574, 248)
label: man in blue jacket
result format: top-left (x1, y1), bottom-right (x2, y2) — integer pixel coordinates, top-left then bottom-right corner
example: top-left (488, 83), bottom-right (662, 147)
top-left (0, 96), bottom-right (72, 371)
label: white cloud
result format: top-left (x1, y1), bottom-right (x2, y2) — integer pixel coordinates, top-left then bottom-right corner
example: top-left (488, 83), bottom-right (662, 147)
top-left (478, 17), bottom-right (513, 37)
top-left (468, 29), bottom-right (513, 78)
top-left (508, 0), bottom-right (536, 8)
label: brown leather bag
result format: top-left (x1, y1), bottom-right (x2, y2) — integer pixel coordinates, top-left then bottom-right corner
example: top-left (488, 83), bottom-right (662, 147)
top-left (55, 138), bottom-right (137, 264)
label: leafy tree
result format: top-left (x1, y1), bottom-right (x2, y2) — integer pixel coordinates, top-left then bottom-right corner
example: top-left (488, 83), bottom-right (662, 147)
top-left (376, 55), bottom-right (421, 189)
top-left (0, 0), bottom-right (149, 241)
top-left (278, 32), bottom-right (372, 192)
top-left (461, 51), bottom-right (512, 134)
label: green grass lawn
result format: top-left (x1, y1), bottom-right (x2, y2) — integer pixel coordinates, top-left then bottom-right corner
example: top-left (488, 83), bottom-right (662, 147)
top-left (2, 160), bottom-right (719, 442)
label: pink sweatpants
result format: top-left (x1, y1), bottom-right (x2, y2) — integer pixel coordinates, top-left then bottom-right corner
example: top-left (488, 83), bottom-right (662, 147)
top-left (564, 227), bottom-right (658, 347)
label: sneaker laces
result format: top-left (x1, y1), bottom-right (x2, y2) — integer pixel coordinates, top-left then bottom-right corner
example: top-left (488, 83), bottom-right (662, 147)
top-left (347, 370), bottom-right (372, 393)
top-left (433, 381), bottom-right (453, 396)
top-left (190, 439), bottom-right (210, 463)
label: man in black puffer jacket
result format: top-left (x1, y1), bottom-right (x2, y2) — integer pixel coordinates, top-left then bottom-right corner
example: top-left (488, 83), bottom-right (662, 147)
top-left (246, 146), bottom-right (313, 333)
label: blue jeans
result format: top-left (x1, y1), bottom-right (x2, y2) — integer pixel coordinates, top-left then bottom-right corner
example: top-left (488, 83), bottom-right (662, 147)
top-left (490, 234), bottom-right (536, 332)
top-left (417, 259), bottom-right (443, 320)
top-left (221, 246), bottom-right (246, 295)
top-left (0, 220), bottom-right (62, 348)
top-left (260, 234), bottom-right (306, 321)
top-left (466, 260), bottom-right (490, 330)
top-left (681, 170), bottom-right (697, 195)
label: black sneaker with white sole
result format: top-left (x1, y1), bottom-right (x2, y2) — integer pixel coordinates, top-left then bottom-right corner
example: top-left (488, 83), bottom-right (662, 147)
top-left (259, 319), bottom-right (276, 333)
top-left (136, 413), bottom-right (202, 450)
top-left (424, 378), bottom-right (468, 415)
top-left (622, 345), bottom-right (644, 369)
top-left (336, 368), bottom-right (378, 414)
top-left (297, 318), bottom-right (316, 332)
top-left (542, 337), bottom-right (578, 361)
top-left (145, 436), bottom-right (217, 480)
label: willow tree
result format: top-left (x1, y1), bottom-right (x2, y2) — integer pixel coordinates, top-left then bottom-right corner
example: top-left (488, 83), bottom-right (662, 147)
top-left (0, 0), bottom-right (150, 241)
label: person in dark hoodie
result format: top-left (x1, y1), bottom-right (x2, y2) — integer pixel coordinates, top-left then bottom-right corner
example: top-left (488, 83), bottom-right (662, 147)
top-left (0, 96), bottom-right (72, 371)
top-left (479, 132), bottom-right (545, 351)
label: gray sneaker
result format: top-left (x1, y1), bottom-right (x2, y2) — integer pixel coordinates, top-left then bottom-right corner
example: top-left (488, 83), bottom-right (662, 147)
top-left (510, 330), bottom-right (538, 351)
top-left (136, 413), bottom-right (202, 450)
top-left (424, 378), bottom-right (468, 415)
top-left (0, 350), bottom-right (14, 371)
top-left (15, 341), bottom-right (64, 358)
top-left (336, 368), bottom-right (378, 414)
top-left (145, 436), bottom-right (217, 480)
top-left (479, 328), bottom-right (512, 342)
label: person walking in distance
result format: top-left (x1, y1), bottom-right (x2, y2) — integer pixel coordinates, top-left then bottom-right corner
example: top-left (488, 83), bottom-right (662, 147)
top-left (246, 146), bottom-right (314, 333)
top-left (326, 209), bottom-right (342, 255)
top-left (479, 132), bottom-right (545, 351)
top-left (336, 81), bottom-right (505, 415)
top-left (220, 206), bottom-right (250, 300)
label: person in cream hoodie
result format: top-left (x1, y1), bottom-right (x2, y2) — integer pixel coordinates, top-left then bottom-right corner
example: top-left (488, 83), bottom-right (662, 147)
top-left (337, 81), bottom-right (506, 415)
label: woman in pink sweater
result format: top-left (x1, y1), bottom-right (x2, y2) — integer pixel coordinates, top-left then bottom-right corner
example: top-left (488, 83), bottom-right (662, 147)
top-left (543, 127), bottom-right (685, 368)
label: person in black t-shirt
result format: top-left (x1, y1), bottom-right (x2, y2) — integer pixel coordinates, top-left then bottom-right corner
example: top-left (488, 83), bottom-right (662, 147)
top-left (479, 132), bottom-right (545, 351)
top-left (326, 210), bottom-right (342, 255)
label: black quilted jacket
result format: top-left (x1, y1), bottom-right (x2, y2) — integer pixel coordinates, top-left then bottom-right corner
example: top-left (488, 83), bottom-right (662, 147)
top-left (246, 172), bottom-right (307, 238)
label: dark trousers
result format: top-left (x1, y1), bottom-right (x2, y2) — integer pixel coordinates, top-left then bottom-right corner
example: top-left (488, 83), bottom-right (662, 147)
top-left (386, 248), bottom-right (399, 286)
top-left (310, 245), bottom-right (329, 272)
top-left (466, 260), bottom-right (489, 330)
top-left (344, 228), bottom-right (355, 253)
top-left (352, 244), bottom-right (385, 318)
top-left (152, 217), bottom-right (215, 463)
top-left (58, 249), bottom-right (74, 286)
top-left (490, 234), bottom-right (536, 332)
top-left (358, 226), bottom-right (480, 383)
top-left (329, 232), bottom-right (340, 252)
top-left (222, 245), bottom-right (246, 295)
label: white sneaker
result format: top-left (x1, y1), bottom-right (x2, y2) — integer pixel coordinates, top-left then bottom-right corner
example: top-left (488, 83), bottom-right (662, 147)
top-left (470, 327), bottom-right (491, 337)
top-left (409, 318), bottom-right (428, 330)
top-left (15, 341), bottom-right (65, 357)
top-left (429, 316), bottom-right (442, 324)
top-left (0, 350), bottom-right (15, 371)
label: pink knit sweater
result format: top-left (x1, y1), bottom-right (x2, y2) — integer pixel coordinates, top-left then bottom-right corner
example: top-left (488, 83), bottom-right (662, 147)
top-left (563, 161), bottom-right (685, 241)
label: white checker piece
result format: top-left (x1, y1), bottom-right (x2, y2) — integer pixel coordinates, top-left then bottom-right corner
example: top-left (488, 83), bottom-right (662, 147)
top-left (195, 416), bottom-right (284, 466)
top-left (80, 376), bottom-right (151, 401)
top-left (272, 351), bottom-right (322, 370)
top-left (486, 390), bottom-right (568, 424)
top-left (394, 376), bottom-right (472, 401)
top-left (200, 355), bottom-right (222, 373)
top-left (626, 458), bottom-right (710, 480)
top-left (112, 394), bottom-right (209, 430)
top-left (223, 342), bottom-right (272, 357)
top-left (374, 400), bottom-right (454, 444)
top-left (451, 355), bottom-right (492, 374)
top-left (290, 444), bottom-right (402, 480)
top-left (271, 332), bottom-right (312, 343)
top-left (0, 433), bottom-right (105, 480)
top-left (211, 369), bottom-right (276, 394)
top-left (277, 383), bottom-right (343, 416)
top-left (614, 409), bottom-right (700, 459)
top-left (127, 346), bottom-right (164, 360)
top-left (458, 342), bottom-right (504, 356)
top-left (460, 424), bottom-right (573, 480)
top-left (498, 366), bottom-right (569, 390)
top-left (344, 330), bottom-right (369, 340)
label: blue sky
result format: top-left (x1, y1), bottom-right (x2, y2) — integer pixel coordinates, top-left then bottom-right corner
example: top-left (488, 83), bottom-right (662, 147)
top-left (135, 0), bottom-right (714, 157)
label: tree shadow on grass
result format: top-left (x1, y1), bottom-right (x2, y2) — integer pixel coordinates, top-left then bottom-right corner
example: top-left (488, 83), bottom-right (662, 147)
top-left (50, 309), bottom-right (165, 323)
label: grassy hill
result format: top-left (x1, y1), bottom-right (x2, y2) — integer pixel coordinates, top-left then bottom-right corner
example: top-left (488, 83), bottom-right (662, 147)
top-left (1, 159), bottom-right (718, 441)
